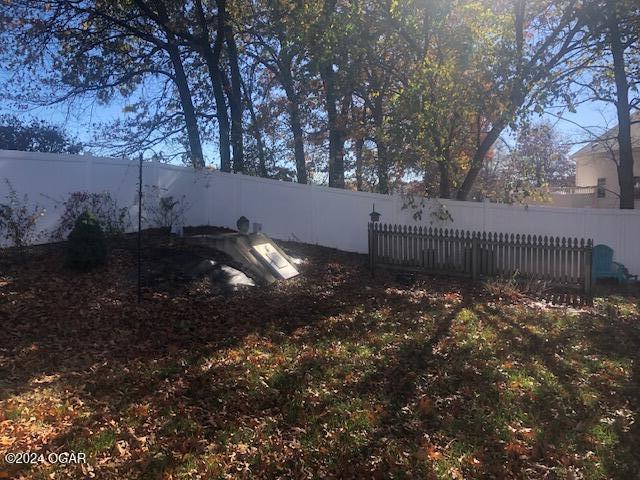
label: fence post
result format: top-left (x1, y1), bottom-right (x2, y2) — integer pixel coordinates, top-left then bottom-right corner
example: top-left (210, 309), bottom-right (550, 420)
top-left (368, 223), bottom-right (376, 276)
top-left (584, 240), bottom-right (593, 297)
top-left (471, 234), bottom-right (479, 281)
top-left (368, 222), bottom-right (372, 269)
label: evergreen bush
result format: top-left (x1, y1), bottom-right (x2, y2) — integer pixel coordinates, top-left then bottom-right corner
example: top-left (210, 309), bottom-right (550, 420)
top-left (65, 211), bottom-right (107, 271)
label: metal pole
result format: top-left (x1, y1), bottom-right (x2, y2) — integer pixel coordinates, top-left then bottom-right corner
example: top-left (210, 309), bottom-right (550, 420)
top-left (137, 154), bottom-right (143, 303)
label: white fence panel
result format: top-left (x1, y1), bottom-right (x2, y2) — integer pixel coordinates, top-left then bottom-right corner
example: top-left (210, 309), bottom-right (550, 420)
top-left (237, 176), bottom-right (312, 242)
top-left (312, 188), bottom-right (393, 252)
top-left (0, 149), bottom-right (638, 275)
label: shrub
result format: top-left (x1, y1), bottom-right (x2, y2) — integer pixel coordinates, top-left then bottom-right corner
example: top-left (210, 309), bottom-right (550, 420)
top-left (0, 179), bottom-right (45, 249)
top-left (484, 273), bottom-right (550, 301)
top-left (65, 211), bottom-right (107, 271)
top-left (51, 191), bottom-right (129, 240)
top-left (484, 275), bottom-right (523, 301)
top-left (143, 186), bottom-right (189, 231)
top-left (400, 194), bottom-right (453, 224)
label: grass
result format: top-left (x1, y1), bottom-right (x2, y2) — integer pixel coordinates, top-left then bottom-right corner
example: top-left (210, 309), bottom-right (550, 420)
top-left (0, 235), bottom-right (639, 478)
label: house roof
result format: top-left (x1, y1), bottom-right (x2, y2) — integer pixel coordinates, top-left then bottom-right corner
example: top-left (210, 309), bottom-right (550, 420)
top-left (572, 111), bottom-right (640, 158)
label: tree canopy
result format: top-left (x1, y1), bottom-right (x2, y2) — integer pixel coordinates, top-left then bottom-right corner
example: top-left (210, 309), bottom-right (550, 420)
top-left (0, 0), bottom-right (636, 206)
top-left (0, 115), bottom-right (83, 154)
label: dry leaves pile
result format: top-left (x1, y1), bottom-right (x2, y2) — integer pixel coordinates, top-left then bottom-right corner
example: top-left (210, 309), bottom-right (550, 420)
top-left (0, 234), bottom-right (639, 479)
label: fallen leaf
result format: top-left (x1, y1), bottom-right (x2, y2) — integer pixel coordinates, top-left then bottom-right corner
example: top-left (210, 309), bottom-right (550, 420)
top-left (505, 442), bottom-right (527, 456)
top-left (427, 445), bottom-right (442, 460)
top-left (418, 396), bottom-right (434, 415)
top-left (449, 466), bottom-right (464, 479)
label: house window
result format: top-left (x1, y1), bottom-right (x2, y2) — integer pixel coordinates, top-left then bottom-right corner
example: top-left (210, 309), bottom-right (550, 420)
top-left (634, 177), bottom-right (640, 200)
top-left (597, 178), bottom-right (606, 198)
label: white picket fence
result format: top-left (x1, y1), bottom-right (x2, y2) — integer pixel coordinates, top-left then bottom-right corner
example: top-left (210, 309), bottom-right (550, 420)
top-left (1, 149), bottom-right (639, 276)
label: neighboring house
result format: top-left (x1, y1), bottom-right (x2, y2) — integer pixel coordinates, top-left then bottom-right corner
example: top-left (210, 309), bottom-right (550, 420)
top-left (549, 113), bottom-right (640, 208)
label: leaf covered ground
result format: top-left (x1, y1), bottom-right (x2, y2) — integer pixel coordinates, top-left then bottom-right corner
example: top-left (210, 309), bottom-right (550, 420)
top-left (1, 234), bottom-right (639, 479)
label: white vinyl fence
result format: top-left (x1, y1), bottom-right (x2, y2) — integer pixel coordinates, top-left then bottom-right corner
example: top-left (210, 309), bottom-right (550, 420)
top-left (1, 149), bottom-right (639, 276)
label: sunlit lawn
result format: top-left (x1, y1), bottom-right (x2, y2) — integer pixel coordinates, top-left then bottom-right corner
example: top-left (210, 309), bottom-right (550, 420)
top-left (1, 238), bottom-right (639, 479)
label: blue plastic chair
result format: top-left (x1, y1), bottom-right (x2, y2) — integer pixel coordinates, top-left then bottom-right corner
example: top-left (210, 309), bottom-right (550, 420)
top-left (592, 244), bottom-right (637, 284)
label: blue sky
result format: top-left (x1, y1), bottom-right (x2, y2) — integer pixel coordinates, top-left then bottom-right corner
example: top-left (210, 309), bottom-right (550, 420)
top-left (542, 103), bottom-right (619, 154)
top-left (4, 97), bottom-right (618, 157)
top-left (0, 62), bottom-right (622, 165)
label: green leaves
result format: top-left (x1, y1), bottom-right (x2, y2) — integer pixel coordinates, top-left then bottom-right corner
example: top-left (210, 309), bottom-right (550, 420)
top-left (0, 0), bottom-right (624, 196)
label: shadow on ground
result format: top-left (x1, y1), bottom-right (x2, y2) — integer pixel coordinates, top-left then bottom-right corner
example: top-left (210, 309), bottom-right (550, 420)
top-left (1, 234), bottom-right (639, 479)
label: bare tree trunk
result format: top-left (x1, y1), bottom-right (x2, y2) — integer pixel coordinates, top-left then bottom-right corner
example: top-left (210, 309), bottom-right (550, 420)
top-left (221, 0), bottom-right (245, 173)
top-left (318, 0), bottom-right (345, 188)
top-left (165, 41), bottom-right (205, 169)
top-left (438, 162), bottom-right (451, 198)
top-left (138, 0), bottom-right (204, 168)
top-left (241, 79), bottom-right (268, 177)
top-left (281, 75), bottom-right (308, 184)
top-left (375, 140), bottom-right (389, 193)
top-left (535, 162), bottom-right (544, 188)
top-left (321, 64), bottom-right (345, 188)
top-left (608, 2), bottom-right (635, 209)
top-left (336, 97), bottom-right (350, 189)
top-left (194, 0), bottom-right (232, 172)
top-left (373, 95), bottom-right (389, 194)
top-left (290, 106), bottom-right (307, 184)
top-left (457, 120), bottom-right (506, 201)
top-left (355, 136), bottom-right (364, 191)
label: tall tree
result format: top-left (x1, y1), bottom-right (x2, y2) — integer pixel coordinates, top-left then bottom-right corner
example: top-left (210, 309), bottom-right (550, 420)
top-left (1, 0), bottom-right (207, 167)
top-left (387, 0), bottom-right (494, 198)
top-left (243, 0), bottom-right (310, 184)
top-left (352, 0), bottom-right (404, 194)
top-left (133, 0), bottom-right (236, 171)
top-left (241, 62), bottom-right (268, 177)
top-left (575, 0), bottom-right (640, 208)
top-left (514, 121), bottom-right (574, 188)
top-left (221, 0), bottom-right (245, 172)
top-left (135, 0), bottom-right (206, 167)
top-left (189, 0), bottom-right (233, 171)
top-left (297, 0), bottom-right (359, 188)
top-left (454, 0), bottom-right (586, 200)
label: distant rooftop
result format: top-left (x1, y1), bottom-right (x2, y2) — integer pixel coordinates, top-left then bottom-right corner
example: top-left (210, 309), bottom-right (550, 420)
top-left (572, 111), bottom-right (640, 158)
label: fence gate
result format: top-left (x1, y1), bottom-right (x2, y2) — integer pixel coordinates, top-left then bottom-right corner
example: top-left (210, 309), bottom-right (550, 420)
top-left (368, 223), bottom-right (593, 295)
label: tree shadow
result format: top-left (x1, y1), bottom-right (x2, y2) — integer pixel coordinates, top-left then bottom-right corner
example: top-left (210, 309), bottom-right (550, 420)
top-left (2, 239), bottom-right (639, 478)
top-left (1, 238), bottom-right (436, 477)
